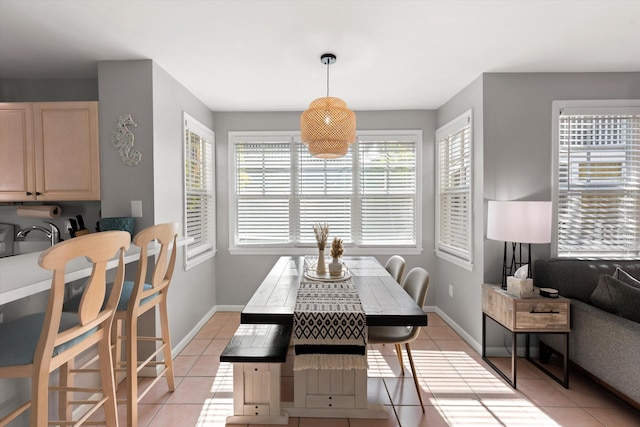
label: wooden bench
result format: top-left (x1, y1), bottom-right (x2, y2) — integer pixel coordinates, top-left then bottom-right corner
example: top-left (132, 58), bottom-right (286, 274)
top-left (220, 323), bottom-right (292, 425)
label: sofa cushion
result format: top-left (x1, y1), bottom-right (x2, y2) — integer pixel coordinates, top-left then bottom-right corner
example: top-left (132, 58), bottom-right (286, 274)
top-left (613, 267), bottom-right (640, 290)
top-left (534, 259), bottom-right (640, 304)
top-left (591, 274), bottom-right (640, 323)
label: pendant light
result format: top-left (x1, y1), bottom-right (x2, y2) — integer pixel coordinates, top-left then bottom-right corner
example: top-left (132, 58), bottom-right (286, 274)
top-left (300, 53), bottom-right (356, 159)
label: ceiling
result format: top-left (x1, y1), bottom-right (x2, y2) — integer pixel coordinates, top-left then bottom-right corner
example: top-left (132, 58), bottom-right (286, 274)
top-left (1, 0), bottom-right (638, 112)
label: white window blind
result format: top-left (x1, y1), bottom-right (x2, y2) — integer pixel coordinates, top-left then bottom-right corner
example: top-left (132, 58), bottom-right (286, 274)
top-left (436, 110), bottom-right (473, 266)
top-left (359, 137), bottom-right (417, 245)
top-left (230, 131), bottom-right (421, 252)
top-left (183, 113), bottom-right (215, 269)
top-left (235, 138), bottom-right (292, 245)
top-left (297, 143), bottom-right (353, 245)
top-left (554, 102), bottom-right (640, 258)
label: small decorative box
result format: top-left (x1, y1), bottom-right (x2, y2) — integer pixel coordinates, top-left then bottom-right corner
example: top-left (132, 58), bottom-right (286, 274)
top-left (99, 217), bottom-right (134, 236)
top-left (506, 276), bottom-right (534, 298)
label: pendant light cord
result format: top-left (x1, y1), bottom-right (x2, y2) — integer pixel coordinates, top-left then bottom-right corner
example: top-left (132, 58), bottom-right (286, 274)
top-left (326, 59), bottom-right (330, 98)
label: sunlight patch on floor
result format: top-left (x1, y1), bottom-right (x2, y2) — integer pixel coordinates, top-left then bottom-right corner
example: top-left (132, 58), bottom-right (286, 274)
top-left (196, 397), bottom-right (233, 426)
top-left (414, 350), bottom-right (562, 426)
top-left (486, 405), bottom-right (561, 427)
top-left (210, 363), bottom-right (233, 393)
top-left (436, 403), bottom-right (506, 427)
top-left (366, 349), bottom-right (397, 377)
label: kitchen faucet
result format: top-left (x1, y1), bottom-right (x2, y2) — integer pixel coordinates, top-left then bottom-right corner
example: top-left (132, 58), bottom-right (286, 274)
top-left (16, 221), bottom-right (61, 246)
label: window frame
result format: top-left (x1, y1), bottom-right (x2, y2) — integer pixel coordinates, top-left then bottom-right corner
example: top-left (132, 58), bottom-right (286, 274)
top-left (228, 130), bottom-right (423, 255)
top-left (551, 99), bottom-right (640, 259)
top-left (183, 112), bottom-right (216, 270)
top-left (435, 109), bottom-right (473, 270)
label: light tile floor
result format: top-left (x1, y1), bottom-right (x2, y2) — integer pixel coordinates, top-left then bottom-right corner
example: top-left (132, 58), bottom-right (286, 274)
top-left (123, 312), bottom-right (640, 427)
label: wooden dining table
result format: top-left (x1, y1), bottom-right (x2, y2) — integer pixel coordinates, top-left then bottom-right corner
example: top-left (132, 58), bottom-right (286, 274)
top-left (243, 256), bottom-right (428, 327)
top-left (241, 255), bottom-right (428, 419)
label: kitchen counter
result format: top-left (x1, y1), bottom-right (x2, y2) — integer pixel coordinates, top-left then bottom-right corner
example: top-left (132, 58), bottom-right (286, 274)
top-left (0, 236), bottom-right (192, 305)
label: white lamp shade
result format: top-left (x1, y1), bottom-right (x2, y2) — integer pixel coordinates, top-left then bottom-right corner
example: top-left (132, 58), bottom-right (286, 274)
top-left (487, 200), bottom-right (552, 244)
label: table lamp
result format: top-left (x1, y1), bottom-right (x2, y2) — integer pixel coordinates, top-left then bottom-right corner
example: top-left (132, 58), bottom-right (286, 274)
top-left (487, 200), bottom-right (552, 288)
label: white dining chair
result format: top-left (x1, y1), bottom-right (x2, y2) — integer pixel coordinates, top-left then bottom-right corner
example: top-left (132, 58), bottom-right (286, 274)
top-left (384, 255), bottom-right (406, 285)
top-left (368, 267), bottom-right (429, 412)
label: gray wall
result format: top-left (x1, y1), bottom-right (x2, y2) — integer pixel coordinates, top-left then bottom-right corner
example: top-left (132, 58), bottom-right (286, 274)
top-left (0, 78), bottom-right (98, 102)
top-left (483, 72), bottom-right (640, 284)
top-left (98, 59), bottom-right (217, 349)
top-left (213, 110), bottom-right (437, 307)
top-left (433, 72), bottom-right (640, 352)
top-left (98, 60), bottom-right (155, 226)
top-left (151, 61), bottom-right (217, 344)
top-left (434, 75), bottom-right (485, 346)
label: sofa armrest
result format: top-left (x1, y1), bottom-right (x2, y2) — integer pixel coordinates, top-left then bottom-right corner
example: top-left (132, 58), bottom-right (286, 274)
top-left (542, 299), bottom-right (640, 405)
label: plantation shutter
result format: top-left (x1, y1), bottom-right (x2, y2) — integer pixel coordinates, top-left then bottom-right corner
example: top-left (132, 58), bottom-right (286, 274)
top-left (230, 131), bottom-right (421, 250)
top-left (556, 107), bottom-right (640, 258)
top-left (297, 142), bottom-right (353, 244)
top-left (184, 114), bottom-right (215, 267)
top-left (359, 137), bottom-right (417, 245)
top-left (436, 112), bottom-right (472, 262)
top-left (234, 139), bottom-right (292, 245)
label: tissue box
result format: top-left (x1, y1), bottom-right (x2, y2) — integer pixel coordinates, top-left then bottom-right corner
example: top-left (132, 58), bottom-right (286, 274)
top-left (506, 276), bottom-right (534, 298)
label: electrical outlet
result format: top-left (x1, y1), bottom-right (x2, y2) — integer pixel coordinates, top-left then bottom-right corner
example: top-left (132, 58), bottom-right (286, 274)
top-left (449, 284), bottom-right (454, 298)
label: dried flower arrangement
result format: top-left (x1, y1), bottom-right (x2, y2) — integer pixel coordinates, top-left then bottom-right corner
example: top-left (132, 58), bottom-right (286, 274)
top-left (313, 223), bottom-right (330, 249)
top-left (330, 237), bottom-right (344, 258)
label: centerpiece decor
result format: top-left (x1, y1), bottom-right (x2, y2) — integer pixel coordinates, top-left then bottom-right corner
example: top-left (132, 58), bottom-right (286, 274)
top-left (329, 237), bottom-right (344, 276)
top-left (313, 223), bottom-right (330, 274)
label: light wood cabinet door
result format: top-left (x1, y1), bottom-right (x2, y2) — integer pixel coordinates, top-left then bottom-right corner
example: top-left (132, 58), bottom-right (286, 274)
top-left (33, 102), bottom-right (100, 201)
top-left (0, 103), bottom-right (35, 202)
top-left (0, 101), bottom-right (100, 201)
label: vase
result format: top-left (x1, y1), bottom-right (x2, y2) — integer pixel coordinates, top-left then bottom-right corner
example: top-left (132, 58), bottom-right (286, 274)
top-left (316, 249), bottom-right (327, 275)
top-left (329, 257), bottom-right (342, 276)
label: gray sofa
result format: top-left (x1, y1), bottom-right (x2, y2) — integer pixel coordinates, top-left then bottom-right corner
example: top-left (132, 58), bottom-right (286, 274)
top-left (534, 258), bottom-right (640, 409)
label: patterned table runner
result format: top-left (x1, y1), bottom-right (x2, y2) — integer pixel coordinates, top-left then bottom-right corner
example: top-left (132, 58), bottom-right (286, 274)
top-left (293, 279), bottom-right (368, 371)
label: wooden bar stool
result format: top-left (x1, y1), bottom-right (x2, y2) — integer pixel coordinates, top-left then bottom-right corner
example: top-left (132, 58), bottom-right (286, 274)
top-left (64, 223), bottom-right (179, 427)
top-left (0, 231), bottom-right (130, 427)
top-left (114, 222), bottom-right (178, 427)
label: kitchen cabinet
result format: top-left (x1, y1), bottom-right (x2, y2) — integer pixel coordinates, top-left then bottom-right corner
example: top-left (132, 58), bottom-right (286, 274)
top-left (0, 101), bottom-right (100, 201)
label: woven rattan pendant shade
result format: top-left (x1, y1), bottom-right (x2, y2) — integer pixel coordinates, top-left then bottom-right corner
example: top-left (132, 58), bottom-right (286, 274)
top-left (301, 96), bottom-right (356, 159)
top-left (300, 53), bottom-right (356, 159)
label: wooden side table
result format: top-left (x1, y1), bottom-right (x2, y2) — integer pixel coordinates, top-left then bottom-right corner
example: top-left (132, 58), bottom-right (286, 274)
top-left (481, 283), bottom-right (570, 388)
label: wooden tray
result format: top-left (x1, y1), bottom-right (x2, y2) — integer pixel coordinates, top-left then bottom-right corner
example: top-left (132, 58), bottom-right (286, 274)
top-left (304, 267), bottom-right (351, 282)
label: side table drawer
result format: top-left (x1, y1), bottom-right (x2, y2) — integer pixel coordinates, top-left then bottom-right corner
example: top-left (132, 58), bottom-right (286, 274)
top-left (482, 285), bottom-right (514, 329)
top-left (514, 301), bottom-right (569, 331)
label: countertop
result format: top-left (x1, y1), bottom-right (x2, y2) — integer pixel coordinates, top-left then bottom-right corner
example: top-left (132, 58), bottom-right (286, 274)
top-left (0, 236), bottom-right (192, 305)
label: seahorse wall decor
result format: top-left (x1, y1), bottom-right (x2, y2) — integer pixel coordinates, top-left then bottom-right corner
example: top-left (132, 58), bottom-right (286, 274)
top-left (112, 113), bottom-right (142, 166)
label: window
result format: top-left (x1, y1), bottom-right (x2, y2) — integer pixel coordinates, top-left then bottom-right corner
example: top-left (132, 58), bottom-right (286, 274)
top-left (435, 110), bottom-right (473, 269)
top-left (183, 113), bottom-right (215, 269)
top-left (552, 100), bottom-right (640, 258)
top-left (229, 131), bottom-right (421, 254)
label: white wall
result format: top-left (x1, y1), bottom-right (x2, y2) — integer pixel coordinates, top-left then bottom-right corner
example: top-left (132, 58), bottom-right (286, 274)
top-left (213, 110), bottom-right (438, 308)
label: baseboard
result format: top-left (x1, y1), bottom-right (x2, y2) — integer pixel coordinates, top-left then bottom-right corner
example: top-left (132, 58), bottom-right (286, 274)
top-left (171, 305), bottom-right (217, 358)
top-left (426, 306), bottom-right (483, 355)
top-left (214, 304), bottom-right (244, 312)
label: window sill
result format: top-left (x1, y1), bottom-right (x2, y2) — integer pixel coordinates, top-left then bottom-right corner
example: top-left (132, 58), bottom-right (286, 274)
top-left (435, 249), bottom-right (473, 271)
top-left (184, 248), bottom-right (216, 270)
top-left (229, 247), bottom-right (423, 256)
